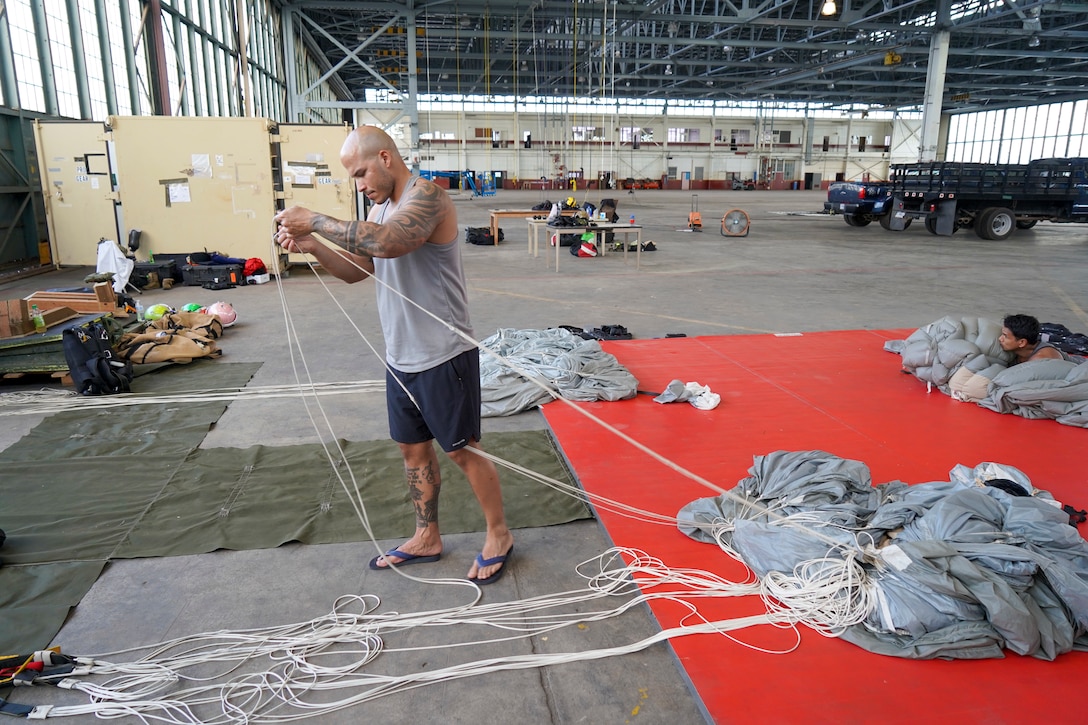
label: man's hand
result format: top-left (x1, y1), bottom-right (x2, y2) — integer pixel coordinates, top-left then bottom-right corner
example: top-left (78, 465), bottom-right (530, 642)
top-left (274, 206), bottom-right (318, 239)
top-left (276, 231), bottom-right (319, 255)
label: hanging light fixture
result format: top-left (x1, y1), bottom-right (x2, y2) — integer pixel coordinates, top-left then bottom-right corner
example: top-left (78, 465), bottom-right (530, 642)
top-left (821, 1), bottom-right (837, 15)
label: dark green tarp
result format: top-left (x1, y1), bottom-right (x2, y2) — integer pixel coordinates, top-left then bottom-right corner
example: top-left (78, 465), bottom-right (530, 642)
top-left (0, 361), bottom-right (588, 652)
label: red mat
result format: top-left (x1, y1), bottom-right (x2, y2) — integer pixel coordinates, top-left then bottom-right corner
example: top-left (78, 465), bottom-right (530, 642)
top-left (541, 330), bottom-right (1087, 725)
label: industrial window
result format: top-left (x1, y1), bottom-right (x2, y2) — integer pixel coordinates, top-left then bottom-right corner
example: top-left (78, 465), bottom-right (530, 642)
top-left (572, 126), bottom-right (598, 141)
top-left (619, 127), bottom-right (653, 145)
top-left (44, 0), bottom-right (81, 118)
top-left (6, 1), bottom-right (45, 112)
top-left (667, 128), bottom-right (700, 143)
top-left (729, 129), bottom-right (750, 150)
top-left (946, 100), bottom-right (1088, 163)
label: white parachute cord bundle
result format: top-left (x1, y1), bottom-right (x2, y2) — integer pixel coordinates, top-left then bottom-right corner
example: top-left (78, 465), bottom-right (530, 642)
top-left (31, 548), bottom-right (805, 722)
top-left (0, 381), bottom-right (385, 415)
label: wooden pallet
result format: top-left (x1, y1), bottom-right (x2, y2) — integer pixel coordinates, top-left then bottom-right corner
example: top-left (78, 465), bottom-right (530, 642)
top-left (0, 302), bottom-right (82, 339)
top-left (1, 369), bottom-right (73, 386)
top-left (24, 282), bottom-right (119, 315)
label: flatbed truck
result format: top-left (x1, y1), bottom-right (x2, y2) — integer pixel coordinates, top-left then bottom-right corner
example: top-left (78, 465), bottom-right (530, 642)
top-left (885, 157), bottom-right (1088, 239)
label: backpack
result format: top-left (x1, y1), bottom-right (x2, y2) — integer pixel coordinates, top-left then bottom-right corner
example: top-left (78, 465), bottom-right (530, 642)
top-left (600, 198), bottom-right (618, 223)
top-left (465, 227), bottom-right (503, 245)
top-left (570, 240), bottom-right (598, 257)
top-left (62, 320), bottom-right (134, 395)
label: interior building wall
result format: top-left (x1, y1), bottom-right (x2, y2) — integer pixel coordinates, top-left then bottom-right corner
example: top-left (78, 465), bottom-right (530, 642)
top-left (413, 110), bottom-right (921, 187)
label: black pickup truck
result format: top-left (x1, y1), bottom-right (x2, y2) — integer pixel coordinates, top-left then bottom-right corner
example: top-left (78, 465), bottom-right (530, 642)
top-left (823, 180), bottom-right (907, 229)
top-left (883, 157), bottom-right (1088, 239)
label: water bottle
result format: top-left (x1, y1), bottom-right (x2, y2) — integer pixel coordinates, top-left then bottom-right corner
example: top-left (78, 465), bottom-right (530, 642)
top-left (629, 214), bottom-right (635, 225)
top-left (30, 304), bottom-right (46, 334)
top-left (135, 299), bottom-right (145, 321)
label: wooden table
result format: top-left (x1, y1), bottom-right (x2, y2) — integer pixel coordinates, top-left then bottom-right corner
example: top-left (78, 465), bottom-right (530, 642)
top-left (489, 208), bottom-right (579, 245)
top-left (545, 222), bottom-right (643, 272)
top-left (526, 218), bottom-right (551, 257)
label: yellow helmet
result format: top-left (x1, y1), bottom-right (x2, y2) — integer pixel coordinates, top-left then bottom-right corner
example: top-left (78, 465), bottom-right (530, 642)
top-left (145, 303), bottom-right (172, 320)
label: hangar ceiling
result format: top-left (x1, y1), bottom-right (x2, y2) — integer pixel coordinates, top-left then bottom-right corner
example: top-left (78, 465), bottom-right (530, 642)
top-left (285, 0), bottom-right (1088, 114)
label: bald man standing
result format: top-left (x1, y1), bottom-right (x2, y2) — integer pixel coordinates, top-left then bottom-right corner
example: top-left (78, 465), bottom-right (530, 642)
top-left (275, 126), bottom-right (514, 585)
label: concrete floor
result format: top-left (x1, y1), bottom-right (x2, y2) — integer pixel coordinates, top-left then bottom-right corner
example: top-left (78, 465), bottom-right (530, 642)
top-left (1, 189), bottom-right (1086, 723)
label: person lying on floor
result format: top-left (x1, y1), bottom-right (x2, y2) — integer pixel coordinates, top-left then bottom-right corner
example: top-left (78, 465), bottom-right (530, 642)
top-left (999, 314), bottom-right (1069, 364)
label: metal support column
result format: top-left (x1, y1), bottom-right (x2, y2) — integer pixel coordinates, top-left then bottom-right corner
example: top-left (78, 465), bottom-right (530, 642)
top-left (282, 8), bottom-right (299, 121)
top-left (919, 26), bottom-right (950, 162)
top-left (118, 0), bottom-right (142, 115)
top-left (29, 0), bottom-right (58, 116)
top-left (803, 110), bottom-right (814, 165)
top-left (185, 6), bottom-right (202, 116)
top-left (145, 0), bottom-right (173, 115)
top-left (94, 0), bottom-right (119, 116)
top-left (171, 11), bottom-right (189, 115)
top-left (405, 11), bottom-right (421, 172)
top-left (64, 0), bottom-right (92, 118)
top-left (0, 7), bottom-right (21, 109)
top-left (233, 0), bottom-right (254, 117)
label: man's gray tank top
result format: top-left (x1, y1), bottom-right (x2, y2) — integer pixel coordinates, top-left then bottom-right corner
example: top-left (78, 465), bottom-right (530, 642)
top-left (1031, 340), bottom-right (1069, 362)
top-left (373, 176), bottom-right (475, 372)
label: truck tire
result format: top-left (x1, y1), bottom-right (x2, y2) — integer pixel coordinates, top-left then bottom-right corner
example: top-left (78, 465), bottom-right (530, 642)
top-left (879, 212), bottom-right (911, 230)
top-left (924, 217), bottom-right (939, 235)
top-left (1015, 219), bottom-right (1038, 230)
top-left (976, 207), bottom-right (1015, 240)
top-left (844, 213), bottom-right (870, 227)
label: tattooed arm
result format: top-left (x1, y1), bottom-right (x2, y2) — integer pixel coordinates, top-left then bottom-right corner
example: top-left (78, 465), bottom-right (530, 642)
top-left (276, 232), bottom-right (374, 283)
top-left (278, 180), bottom-right (453, 261)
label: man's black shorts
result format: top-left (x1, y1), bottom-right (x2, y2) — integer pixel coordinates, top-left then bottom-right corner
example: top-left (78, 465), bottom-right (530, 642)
top-left (386, 349), bottom-right (481, 452)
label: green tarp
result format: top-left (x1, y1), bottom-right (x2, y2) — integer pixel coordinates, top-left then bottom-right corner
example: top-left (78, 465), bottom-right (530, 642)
top-left (0, 361), bottom-right (587, 652)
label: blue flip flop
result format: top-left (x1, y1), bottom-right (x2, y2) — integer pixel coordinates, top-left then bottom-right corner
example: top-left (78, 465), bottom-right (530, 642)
top-left (469, 545), bottom-right (513, 585)
top-left (368, 549), bottom-right (441, 571)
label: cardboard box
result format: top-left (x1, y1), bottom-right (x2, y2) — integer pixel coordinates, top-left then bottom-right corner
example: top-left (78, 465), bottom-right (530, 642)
top-left (246, 273), bottom-right (270, 285)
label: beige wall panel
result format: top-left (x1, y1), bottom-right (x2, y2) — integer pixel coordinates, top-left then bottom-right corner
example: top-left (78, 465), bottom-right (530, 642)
top-left (34, 121), bottom-right (118, 266)
top-left (280, 123), bottom-right (361, 266)
top-left (278, 123), bottom-right (355, 218)
top-left (110, 116), bottom-right (277, 266)
top-left (277, 124), bottom-right (357, 267)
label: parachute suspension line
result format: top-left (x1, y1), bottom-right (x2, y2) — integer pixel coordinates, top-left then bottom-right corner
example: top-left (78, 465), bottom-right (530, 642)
top-left (269, 234), bottom-right (856, 559)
